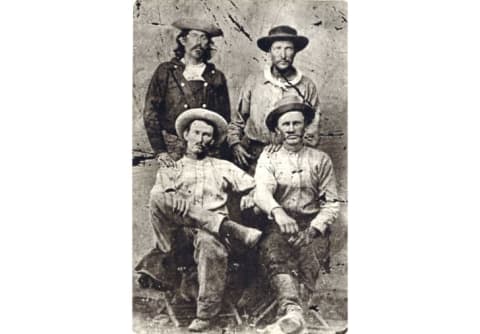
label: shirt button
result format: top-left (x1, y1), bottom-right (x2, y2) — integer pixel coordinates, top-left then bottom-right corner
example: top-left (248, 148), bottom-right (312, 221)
top-left (203, 82), bottom-right (208, 87)
top-left (180, 82), bottom-right (185, 87)
top-left (202, 104), bottom-right (207, 108)
top-left (211, 70), bottom-right (215, 74)
top-left (174, 65), bottom-right (178, 69)
top-left (184, 104), bottom-right (188, 108)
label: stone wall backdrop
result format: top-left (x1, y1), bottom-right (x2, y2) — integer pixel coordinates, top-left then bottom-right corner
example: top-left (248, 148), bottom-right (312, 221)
top-left (133, 0), bottom-right (347, 332)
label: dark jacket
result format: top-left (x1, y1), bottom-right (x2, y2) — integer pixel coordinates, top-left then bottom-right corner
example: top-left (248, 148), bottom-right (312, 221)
top-left (143, 57), bottom-right (231, 154)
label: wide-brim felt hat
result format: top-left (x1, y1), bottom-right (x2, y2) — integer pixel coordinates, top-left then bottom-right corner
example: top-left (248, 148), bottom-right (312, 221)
top-left (265, 95), bottom-right (315, 132)
top-left (175, 108), bottom-right (228, 145)
top-left (172, 18), bottom-right (223, 37)
top-left (257, 25), bottom-right (309, 52)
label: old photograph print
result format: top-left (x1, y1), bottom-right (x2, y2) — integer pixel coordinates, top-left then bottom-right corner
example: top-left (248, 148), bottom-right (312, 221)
top-left (133, 1), bottom-right (347, 333)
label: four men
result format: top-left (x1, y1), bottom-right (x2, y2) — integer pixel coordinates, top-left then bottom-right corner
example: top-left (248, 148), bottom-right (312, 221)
top-left (138, 19), bottom-right (341, 332)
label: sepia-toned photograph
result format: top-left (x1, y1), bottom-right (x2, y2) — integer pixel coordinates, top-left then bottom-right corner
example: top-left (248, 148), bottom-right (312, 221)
top-left (132, 1), bottom-right (347, 333)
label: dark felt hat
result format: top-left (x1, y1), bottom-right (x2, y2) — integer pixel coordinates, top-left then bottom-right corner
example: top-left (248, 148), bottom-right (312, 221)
top-left (172, 18), bottom-right (223, 37)
top-left (257, 25), bottom-right (309, 52)
top-left (265, 95), bottom-right (315, 132)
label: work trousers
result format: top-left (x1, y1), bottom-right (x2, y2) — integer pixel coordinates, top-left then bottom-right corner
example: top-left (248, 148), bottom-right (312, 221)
top-left (149, 190), bottom-right (229, 319)
top-left (258, 214), bottom-right (330, 313)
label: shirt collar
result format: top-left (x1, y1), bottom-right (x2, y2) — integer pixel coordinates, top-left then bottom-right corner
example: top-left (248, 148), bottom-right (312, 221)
top-left (280, 143), bottom-right (306, 154)
top-left (263, 66), bottom-right (303, 89)
top-left (180, 58), bottom-right (206, 68)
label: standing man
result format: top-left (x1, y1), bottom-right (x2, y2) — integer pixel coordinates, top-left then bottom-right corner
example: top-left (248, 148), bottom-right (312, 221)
top-left (253, 95), bottom-right (339, 334)
top-left (228, 25), bottom-right (321, 174)
top-left (136, 108), bottom-right (262, 332)
top-left (144, 19), bottom-right (231, 166)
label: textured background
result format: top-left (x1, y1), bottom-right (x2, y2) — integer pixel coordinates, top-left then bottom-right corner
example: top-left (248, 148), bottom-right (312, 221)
top-left (132, 0), bottom-right (347, 330)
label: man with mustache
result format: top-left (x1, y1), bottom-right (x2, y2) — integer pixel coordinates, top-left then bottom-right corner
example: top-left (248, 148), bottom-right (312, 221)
top-left (253, 96), bottom-right (339, 334)
top-left (228, 25), bottom-right (321, 175)
top-left (144, 19), bottom-right (231, 167)
top-left (136, 108), bottom-right (262, 332)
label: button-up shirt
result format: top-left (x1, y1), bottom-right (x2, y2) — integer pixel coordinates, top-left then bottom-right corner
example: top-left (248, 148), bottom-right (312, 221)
top-left (152, 156), bottom-right (255, 217)
top-left (254, 145), bottom-right (339, 231)
top-left (227, 66), bottom-right (321, 147)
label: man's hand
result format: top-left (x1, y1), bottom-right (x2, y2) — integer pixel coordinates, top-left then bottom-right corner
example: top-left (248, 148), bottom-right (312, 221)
top-left (288, 227), bottom-right (319, 249)
top-left (172, 197), bottom-right (189, 217)
top-left (272, 207), bottom-right (298, 234)
top-left (264, 132), bottom-right (283, 153)
top-left (156, 152), bottom-right (176, 168)
top-left (232, 143), bottom-right (254, 168)
top-left (264, 144), bottom-right (282, 154)
top-left (310, 219), bottom-right (330, 237)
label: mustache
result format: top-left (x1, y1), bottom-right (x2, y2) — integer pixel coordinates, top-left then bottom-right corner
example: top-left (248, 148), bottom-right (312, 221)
top-left (190, 44), bottom-right (206, 51)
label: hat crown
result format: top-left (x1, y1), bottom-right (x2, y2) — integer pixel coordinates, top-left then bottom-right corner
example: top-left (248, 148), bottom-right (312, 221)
top-left (172, 18), bottom-right (223, 37)
top-left (268, 25), bottom-right (298, 37)
top-left (273, 95), bottom-right (304, 109)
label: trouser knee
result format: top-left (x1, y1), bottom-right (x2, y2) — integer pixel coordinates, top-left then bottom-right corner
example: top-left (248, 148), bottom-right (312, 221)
top-left (194, 231), bottom-right (228, 262)
top-left (259, 229), bottom-right (292, 279)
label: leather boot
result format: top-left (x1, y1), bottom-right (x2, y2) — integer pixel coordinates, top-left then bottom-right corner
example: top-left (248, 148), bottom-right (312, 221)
top-left (219, 219), bottom-right (262, 248)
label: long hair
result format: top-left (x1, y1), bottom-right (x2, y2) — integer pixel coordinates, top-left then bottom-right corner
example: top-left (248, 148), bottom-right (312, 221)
top-left (174, 30), bottom-right (214, 62)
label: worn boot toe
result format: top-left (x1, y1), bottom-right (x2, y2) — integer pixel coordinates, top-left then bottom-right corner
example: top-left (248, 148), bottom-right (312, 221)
top-left (188, 318), bottom-right (212, 332)
top-left (277, 310), bottom-right (305, 334)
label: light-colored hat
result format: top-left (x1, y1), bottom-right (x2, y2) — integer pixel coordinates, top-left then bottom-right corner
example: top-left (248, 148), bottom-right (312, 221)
top-left (265, 95), bottom-right (315, 132)
top-left (172, 18), bottom-right (223, 37)
top-left (257, 25), bottom-right (309, 52)
top-left (175, 108), bottom-right (228, 145)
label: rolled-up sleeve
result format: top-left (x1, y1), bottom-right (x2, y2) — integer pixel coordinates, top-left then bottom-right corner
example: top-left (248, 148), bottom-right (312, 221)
top-left (253, 151), bottom-right (280, 216)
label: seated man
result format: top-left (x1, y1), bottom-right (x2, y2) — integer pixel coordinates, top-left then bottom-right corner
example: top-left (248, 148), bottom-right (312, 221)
top-left (137, 108), bottom-right (262, 332)
top-left (253, 95), bottom-right (340, 334)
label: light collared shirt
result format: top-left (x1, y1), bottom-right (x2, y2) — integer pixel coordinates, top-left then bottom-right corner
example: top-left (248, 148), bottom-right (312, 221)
top-left (254, 145), bottom-right (339, 231)
top-left (181, 58), bottom-right (207, 81)
top-left (152, 156), bottom-right (255, 216)
top-left (227, 66), bottom-right (321, 146)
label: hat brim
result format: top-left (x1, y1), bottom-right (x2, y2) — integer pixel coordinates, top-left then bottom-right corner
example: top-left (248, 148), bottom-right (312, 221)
top-left (265, 103), bottom-right (315, 132)
top-left (172, 19), bottom-right (223, 37)
top-left (175, 108), bottom-right (228, 145)
top-left (257, 35), bottom-right (309, 52)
